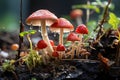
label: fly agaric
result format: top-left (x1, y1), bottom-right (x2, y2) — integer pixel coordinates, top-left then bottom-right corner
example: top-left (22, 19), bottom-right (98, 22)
top-left (37, 40), bottom-right (49, 64)
top-left (50, 18), bottom-right (74, 45)
top-left (66, 32), bottom-right (80, 59)
top-left (26, 9), bottom-right (58, 55)
top-left (56, 44), bottom-right (65, 60)
top-left (70, 9), bottom-right (83, 25)
top-left (75, 24), bottom-right (88, 54)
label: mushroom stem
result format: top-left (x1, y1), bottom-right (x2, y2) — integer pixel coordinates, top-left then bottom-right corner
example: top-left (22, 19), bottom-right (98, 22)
top-left (67, 41), bottom-right (78, 50)
top-left (41, 20), bottom-right (54, 55)
top-left (59, 51), bottom-right (65, 60)
top-left (59, 28), bottom-right (64, 44)
top-left (71, 46), bottom-right (76, 59)
top-left (59, 52), bottom-right (62, 60)
top-left (78, 34), bottom-right (83, 42)
top-left (76, 34), bottom-right (83, 55)
top-left (76, 17), bottom-right (83, 26)
top-left (85, 55), bottom-right (88, 59)
top-left (66, 42), bottom-right (76, 59)
top-left (42, 49), bottom-right (48, 65)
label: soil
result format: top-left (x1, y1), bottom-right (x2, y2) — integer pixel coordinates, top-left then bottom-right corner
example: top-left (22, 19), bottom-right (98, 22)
top-left (0, 60), bottom-right (120, 80)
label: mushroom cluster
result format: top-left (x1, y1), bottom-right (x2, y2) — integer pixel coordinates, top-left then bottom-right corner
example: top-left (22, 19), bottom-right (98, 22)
top-left (25, 9), bottom-right (89, 63)
top-left (26, 9), bottom-right (58, 56)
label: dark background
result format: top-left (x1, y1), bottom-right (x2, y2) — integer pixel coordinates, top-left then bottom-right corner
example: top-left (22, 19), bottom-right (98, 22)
top-left (29, 0), bottom-right (84, 17)
top-left (0, 0), bottom-right (119, 32)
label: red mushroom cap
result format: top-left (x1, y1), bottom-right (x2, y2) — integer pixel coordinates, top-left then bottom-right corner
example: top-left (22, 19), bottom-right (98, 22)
top-left (70, 9), bottom-right (83, 19)
top-left (56, 44), bottom-right (65, 51)
top-left (52, 51), bottom-right (59, 57)
top-left (75, 24), bottom-right (88, 34)
top-left (11, 44), bottom-right (19, 51)
top-left (67, 32), bottom-right (80, 42)
top-left (49, 40), bottom-right (54, 46)
top-left (37, 40), bottom-right (47, 49)
top-left (50, 18), bottom-right (74, 33)
top-left (26, 9), bottom-right (58, 26)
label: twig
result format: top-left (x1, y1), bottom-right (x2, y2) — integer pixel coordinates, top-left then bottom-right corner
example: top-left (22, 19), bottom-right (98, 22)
top-left (11, 71), bottom-right (19, 80)
top-left (94, 0), bottom-right (112, 40)
top-left (18, 0), bottom-right (24, 59)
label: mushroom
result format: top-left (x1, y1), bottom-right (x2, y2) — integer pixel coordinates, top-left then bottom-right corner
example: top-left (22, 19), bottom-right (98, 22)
top-left (75, 24), bottom-right (88, 55)
top-left (50, 18), bottom-right (74, 45)
top-left (56, 44), bottom-right (65, 60)
top-left (11, 43), bottom-right (19, 51)
top-left (26, 9), bottom-right (58, 56)
top-left (70, 9), bottom-right (83, 25)
top-left (81, 52), bottom-right (90, 59)
top-left (20, 51), bottom-right (28, 57)
top-left (66, 32), bottom-right (80, 59)
top-left (52, 51), bottom-right (59, 57)
top-left (52, 51), bottom-right (59, 60)
top-left (37, 39), bottom-right (49, 64)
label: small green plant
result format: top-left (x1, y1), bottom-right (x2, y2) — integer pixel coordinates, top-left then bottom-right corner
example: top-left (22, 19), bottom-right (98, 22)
top-left (108, 12), bottom-right (120, 39)
top-left (24, 50), bottom-right (42, 71)
top-left (2, 60), bottom-right (18, 80)
top-left (20, 30), bottom-right (42, 71)
top-left (2, 60), bottom-right (15, 72)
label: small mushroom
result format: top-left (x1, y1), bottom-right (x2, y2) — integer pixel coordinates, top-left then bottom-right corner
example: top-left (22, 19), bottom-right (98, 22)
top-left (37, 40), bottom-right (49, 64)
top-left (20, 51), bottom-right (28, 57)
top-left (26, 9), bottom-right (58, 56)
top-left (66, 32), bottom-right (80, 59)
top-left (52, 51), bottom-right (59, 57)
top-left (81, 52), bottom-right (90, 59)
top-left (70, 9), bottom-right (83, 25)
top-left (11, 43), bottom-right (19, 51)
top-left (52, 51), bottom-right (59, 61)
top-left (75, 24), bottom-right (88, 55)
top-left (75, 24), bottom-right (88, 40)
top-left (56, 44), bottom-right (65, 60)
top-left (50, 18), bottom-right (74, 45)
